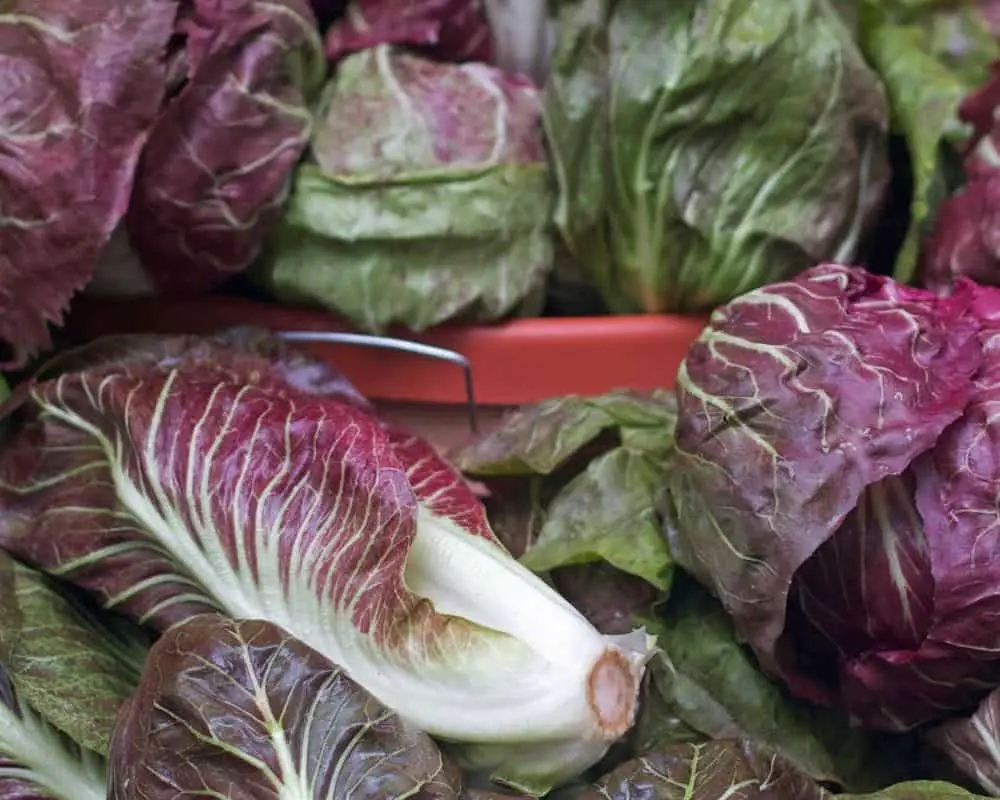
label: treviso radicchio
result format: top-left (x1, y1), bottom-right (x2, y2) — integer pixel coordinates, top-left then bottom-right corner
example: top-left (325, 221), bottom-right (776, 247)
top-left (667, 263), bottom-right (1000, 731)
top-left (0, 328), bottom-right (653, 795)
top-left (252, 45), bottom-right (554, 333)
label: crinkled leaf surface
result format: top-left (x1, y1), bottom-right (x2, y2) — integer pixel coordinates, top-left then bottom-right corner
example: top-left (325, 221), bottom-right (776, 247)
top-left (568, 739), bottom-right (828, 800)
top-left (255, 47), bottom-right (553, 332)
top-left (121, 0), bottom-right (325, 295)
top-left (921, 172), bottom-right (1000, 290)
top-left (919, 302), bottom-right (1000, 792)
top-left (0, 553), bottom-right (148, 755)
top-left (0, 0), bottom-right (176, 366)
top-left (637, 577), bottom-right (910, 792)
top-left (543, 0), bottom-right (890, 314)
top-left (455, 390), bottom-right (676, 477)
top-left (520, 448), bottom-right (672, 589)
top-left (0, 554), bottom-right (144, 800)
top-left (667, 264), bottom-right (987, 729)
top-left (109, 616), bottom-right (461, 799)
top-left (457, 391), bottom-right (676, 588)
top-left (921, 63), bottom-right (1000, 291)
top-left (324, 0), bottom-right (493, 63)
top-left (804, 287), bottom-right (1000, 728)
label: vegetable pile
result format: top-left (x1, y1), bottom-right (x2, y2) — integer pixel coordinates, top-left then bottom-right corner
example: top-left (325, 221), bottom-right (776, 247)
top-left (6, 0), bottom-right (1000, 366)
top-left (0, 329), bottom-right (655, 797)
top-left (13, 0), bottom-right (1000, 798)
top-left (9, 296), bottom-right (1000, 797)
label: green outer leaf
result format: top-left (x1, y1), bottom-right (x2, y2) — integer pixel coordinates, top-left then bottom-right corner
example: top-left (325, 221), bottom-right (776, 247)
top-left (0, 554), bottom-right (148, 755)
top-left (254, 160), bottom-right (553, 332)
top-left (636, 578), bottom-right (911, 792)
top-left (456, 391), bottom-right (676, 588)
top-left (873, 2), bottom-right (997, 90)
top-left (455, 390), bottom-right (676, 476)
top-left (543, 0), bottom-right (614, 305)
top-left (544, 0), bottom-right (890, 313)
top-left (0, 376), bottom-right (8, 405)
top-left (520, 447), bottom-right (673, 589)
top-left (858, 6), bottom-right (970, 283)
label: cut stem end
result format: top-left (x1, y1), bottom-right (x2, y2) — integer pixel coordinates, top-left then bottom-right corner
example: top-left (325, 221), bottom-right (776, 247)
top-left (586, 647), bottom-right (638, 739)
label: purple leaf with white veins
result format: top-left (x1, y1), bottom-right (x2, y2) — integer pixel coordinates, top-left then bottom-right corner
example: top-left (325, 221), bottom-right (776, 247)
top-left (667, 264), bottom-right (991, 730)
top-left (108, 616), bottom-right (462, 800)
top-left (0, 329), bottom-right (654, 795)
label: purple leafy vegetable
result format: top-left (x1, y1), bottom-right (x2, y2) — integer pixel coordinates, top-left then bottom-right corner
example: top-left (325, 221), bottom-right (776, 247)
top-left (0, 328), bottom-right (653, 795)
top-left (108, 615), bottom-right (461, 799)
top-left (666, 263), bottom-right (1000, 731)
top-left (110, 0), bottom-right (326, 296)
top-left (928, 686), bottom-right (1000, 796)
top-left (0, 0), bottom-right (176, 366)
top-left (570, 739), bottom-right (827, 800)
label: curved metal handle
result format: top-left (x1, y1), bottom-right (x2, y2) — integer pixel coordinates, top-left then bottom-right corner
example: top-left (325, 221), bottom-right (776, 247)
top-left (277, 331), bottom-right (479, 433)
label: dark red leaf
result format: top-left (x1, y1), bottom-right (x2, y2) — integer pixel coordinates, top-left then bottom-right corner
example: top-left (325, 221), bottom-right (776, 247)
top-left (0, 0), bottom-right (177, 366)
top-left (123, 0), bottom-right (324, 295)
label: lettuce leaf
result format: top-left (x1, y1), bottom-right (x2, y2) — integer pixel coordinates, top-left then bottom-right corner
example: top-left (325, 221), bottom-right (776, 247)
top-left (856, 2), bottom-right (991, 283)
top-left (636, 577), bottom-right (912, 792)
top-left (0, 556), bottom-right (148, 756)
top-left (456, 391), bottom-right (676, 590)
top-left (543, 0), bottom-right (890, 314)
top-left (109, 615), bottom-right (462, 799)
top-left (0, 553), bottom-right (149, 799)
top-left (254, 47), bottom-right (554, 332)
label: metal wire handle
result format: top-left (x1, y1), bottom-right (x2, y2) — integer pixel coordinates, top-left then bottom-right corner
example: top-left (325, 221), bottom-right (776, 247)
top-left (277, 331), bottom-right (479, 434)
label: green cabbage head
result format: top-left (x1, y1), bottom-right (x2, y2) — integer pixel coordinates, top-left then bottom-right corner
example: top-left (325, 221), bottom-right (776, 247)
top-left (544, 0), bottom-right (892, 313)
